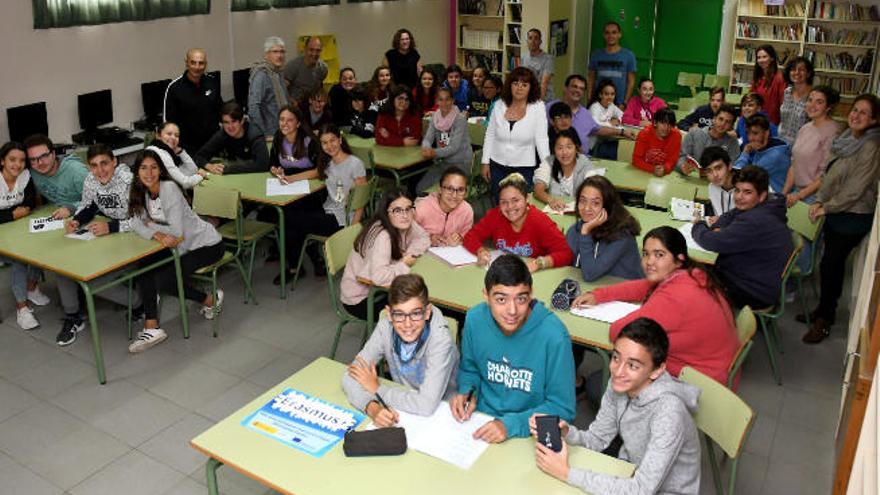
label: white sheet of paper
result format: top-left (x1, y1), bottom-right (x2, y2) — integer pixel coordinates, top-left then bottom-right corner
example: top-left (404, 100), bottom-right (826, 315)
top-left (570, 301), bottom-right (641, 323)
top-left (371, 401), bottom-right (493, 470)
top-left (65, 230), bottom-right (96, 241)
top-left (266, 178), bottom-right (310, 196)
top-left (428, 246), bottom-right (478, 266)
top-left (670, 198), bottom-right (704, 222)
top-left (29, 217), bottom-right (64, 233)
top-left (677, 223), bottom-right (705, 251)
top-left (542, 201), bottom-right (575, 215)
top-left (585, 167), bottom-right (606, 178)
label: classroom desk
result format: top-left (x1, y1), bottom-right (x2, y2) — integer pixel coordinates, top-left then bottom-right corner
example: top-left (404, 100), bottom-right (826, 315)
top-left (371, 145), bottom-right (429, 186)
top-left (343, 134), bottom-right (376, 168)
top-left (199, 173), bottom-right (325, 297)
top-left (600, 160), bottom-right (709, 201)
top-left (191, 357), bottom-right (635, 495)
top-left (0, 206), bottom-right (187, 384)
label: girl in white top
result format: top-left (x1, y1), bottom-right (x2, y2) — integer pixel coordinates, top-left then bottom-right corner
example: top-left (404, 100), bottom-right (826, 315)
top-left (589, 79), bottom-right (625, 127)
top-left (146, 122), bottom-right (208, 189)
top-left (481, 66), bottom-right (551, 201)
top-left (533, 129), bottom-right (596, 212)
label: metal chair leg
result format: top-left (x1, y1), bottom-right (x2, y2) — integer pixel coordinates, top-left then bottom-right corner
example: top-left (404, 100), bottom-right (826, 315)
top-left (758, 315), bottom-right (782, 385)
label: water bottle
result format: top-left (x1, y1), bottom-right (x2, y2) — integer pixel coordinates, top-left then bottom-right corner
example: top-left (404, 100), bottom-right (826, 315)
top-left (334, 178), bottom-right (344, 204)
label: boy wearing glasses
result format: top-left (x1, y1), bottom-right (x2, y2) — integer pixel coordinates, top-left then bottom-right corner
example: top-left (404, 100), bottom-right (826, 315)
top-left (450, 255), bottom-right (575, 443)
top-left (342, 274), bottom-right (459, 426)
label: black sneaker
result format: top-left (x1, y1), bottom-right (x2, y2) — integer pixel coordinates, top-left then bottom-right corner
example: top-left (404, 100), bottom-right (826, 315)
top-left (56, 317), bottom-right (85, 346)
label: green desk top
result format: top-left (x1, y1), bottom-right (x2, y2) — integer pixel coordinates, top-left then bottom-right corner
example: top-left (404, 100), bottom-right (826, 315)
top-left (371, 145), bottom-right (426, 170)
top-left (600, 160), bottom-right (709, 201)
top-left (0, 206), bottom-right (165, 282)
top-left (200, 173), bottom-right (325, 206)
top-left (191, 358), bottom-right (634, 494)
top-left (343, 134), bottom-right (375, 151)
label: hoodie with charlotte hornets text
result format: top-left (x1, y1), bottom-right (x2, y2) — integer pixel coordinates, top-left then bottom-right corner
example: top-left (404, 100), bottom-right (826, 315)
top-left (73, 164), bottom-right (134, 233)
top-left (457, 300), bottom-right (576, 438)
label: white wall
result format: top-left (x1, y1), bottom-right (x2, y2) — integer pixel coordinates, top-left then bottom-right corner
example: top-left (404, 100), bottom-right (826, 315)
top-left (0, 0), bottom-right (449, 143)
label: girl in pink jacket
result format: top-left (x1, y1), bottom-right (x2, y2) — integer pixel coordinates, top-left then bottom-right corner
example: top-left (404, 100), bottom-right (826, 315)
top-left (622, 78), bottom-right (667, 127)
top-left (414, 166), bottom-right (474, 246)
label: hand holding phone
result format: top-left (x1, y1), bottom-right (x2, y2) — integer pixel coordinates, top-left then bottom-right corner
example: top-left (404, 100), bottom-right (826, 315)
top-left (535, 415), bottom-right (562, 452)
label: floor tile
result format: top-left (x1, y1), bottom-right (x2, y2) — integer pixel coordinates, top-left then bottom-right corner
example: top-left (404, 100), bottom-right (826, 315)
top-left (0, 452), bottom-right (64, 495)
top-left (70, 450), bottom-right (183, 495)
top-left (137, 361), bottom-right (242, 411)
top-left (245, 352), bottom-right (312, 388)
top-left (0, 377), bottom-right (40, 422)
top-left (138, 413), bottom-right (215, 477)
top-left (194, 336), bottom-right (283, 378)
top-left (194, 380), bottom-right (265, 422)
top-left (11, 351), bottom-right (96, 399)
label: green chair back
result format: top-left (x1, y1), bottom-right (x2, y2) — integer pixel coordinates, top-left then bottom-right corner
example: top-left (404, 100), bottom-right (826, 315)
top-left (347, 177), bottom-right (375, 217)
top-left (325, 223), bottom-right (363, 277)
top-left (787, 200), bottom-right (823, 241)
top-left (680, 366), bottom-right (755, 495)
top-left (351, 147), bottom-right (374, 171)
top-left (618, 139), bottom-right (636, 164)
top-left (676, 96), bottom-right (696, 113)
top-left (703, 74), bottom-right (731, 89)
top-left (468, 122), bottom-right (486, 147)
top-left (677, 72), bottom-right (703, 97)
top-left (727, 306), bottom-right (756, 389)
top-left (644, 178), bottom-right (697, 210)
top-left (193, 187), bottom-right (240, 220)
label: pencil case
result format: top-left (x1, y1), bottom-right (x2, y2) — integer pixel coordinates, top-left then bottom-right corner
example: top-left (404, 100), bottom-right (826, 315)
top-left (343, 427), bottom-right (407, 457)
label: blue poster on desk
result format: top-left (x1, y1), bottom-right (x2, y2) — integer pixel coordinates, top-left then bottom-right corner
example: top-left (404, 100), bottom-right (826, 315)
top-left (241, 388), bottom-right (365, 458)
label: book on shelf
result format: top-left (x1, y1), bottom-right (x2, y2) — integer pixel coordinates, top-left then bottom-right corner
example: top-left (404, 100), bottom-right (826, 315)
top-left (807, 25), bottom-right (879, 45)
top-left (508, 2), bottom-right (521, 22)
top-left (508, 55), bottom-right (521, 71)
top-left (736, 20), bottom-right (802, 41)
top-left (739, 0), bottom-right (806, 17)
top-left (805, 49), bottom-right (874, 73)
top-left (734, 45), bottom-right (796, 65)
top-left (463, 50), bottom-right (502, 73)
top-left (811, 1), bottom-right (880, 22)
top-left (815, 74), bottom-right (870, 94)
top-left (458, 0), bottom-right (487, 15)
top-left (508, 25), bottom-right (521, 44)
top-left (461, 27), bottom-right (502, 51)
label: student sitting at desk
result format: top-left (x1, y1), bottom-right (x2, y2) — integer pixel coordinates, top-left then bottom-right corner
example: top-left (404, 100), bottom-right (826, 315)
top-left (329, 67), bottom-right (357, 128)
top-left (366, 65), bottom-right (393, 113)
top-left (547, 101), bottom-right (574, 146)
top-left (128, 150), bottom-right (225, 353)
top-left (622, 77), bottom-right (667, 128)
top-left (342, 273), bottom-right (459, 426)
top-left (700, 146), bottom-right (736, 218)
top-left (566, 176), bottom-right (642, 282)
top-left (463, 173), bottom-right (572, 273)
top-left (450, 254), bottom-right (576, 443)
top-left (346, 88), bottom-right (378, 139)
top-left (416, 87), bottom-right (472, 193)
top-left (632, 108), bottom-right (682, 177)
top-left (374, 85), bottom-right (422, 147)
top-left (692, 165), bottom-right (793, 311)
top-left (195, 101), bottom-right (270, 175)
top-left (467, 68), bottom-right (494, 118)
top-left (677, 86), bottom-right (726, 131)
top-left (588, 79), bottom-right (636, 160)
top-left (677, 104), bottom-right (740, 176)
top-left (269, 105), bottom-right (319, 183)
top-left (531, 317), bottom-right (701, 495)
top-left (412, 69), bottom-right (439, 116)
top-left (734, 114), bottom-right (791, 193)
top-left (573, 226), bottom-right (738, 386)
top-left (734, 93), bottom-right (778, 146)
top-left (0, 141), bottom-right (51, 331)
top-left (340, 187), bottom-right (430, 320)
top-left (533, 129), bottom-right (595, 212)
top-left (414, 166), bottom-right (473, 247)
top-left (300, 88), bottom-right (332, 136)
top-left (442, 64), bottom-right (471, 112)
top-left (147, 122), bottom-right (208, 189)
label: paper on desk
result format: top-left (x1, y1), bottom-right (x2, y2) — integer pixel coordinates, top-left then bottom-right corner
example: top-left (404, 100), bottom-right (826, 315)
top-left (428, 246), bottom-right (478, 267)
top-left (585, 167), bottom-right (606, 178)
top-left (266, 178), bottom-right (310, 196)
top-left (372, 401), bottom-right (493, 470)
top-left (29, 217), bottom-right (64, 233)
top-left (677, 223), bottom-right (705, 252)
top-left (65, 230), bottom-right (96, 241)
top-left (542, 201), bottom-right (575, 215)
top-left (570, 301), bottom-right (641, 323)
top-left (669, 198), bottom-right (704, 222)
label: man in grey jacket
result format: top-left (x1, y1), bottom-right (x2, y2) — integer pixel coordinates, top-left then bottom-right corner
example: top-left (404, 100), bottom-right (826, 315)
top-left (342, 274), bottom-right (459, 426)
top-left (532, 317), bottom-right (701, 494)
top-left (248, 36), bottom-right (288, 138)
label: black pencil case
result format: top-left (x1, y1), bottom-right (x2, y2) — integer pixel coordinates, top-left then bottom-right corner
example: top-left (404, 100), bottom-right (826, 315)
top-left (343, 427), bottom-right (407, 457)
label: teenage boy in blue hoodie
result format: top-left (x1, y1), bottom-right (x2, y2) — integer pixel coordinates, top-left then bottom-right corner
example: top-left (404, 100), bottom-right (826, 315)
top-left (692, 165), bottom-right (793, 309)
top-left (734, 113), bottom-right (791, 193)
top-left (450, 254), bottom-right (576, 443)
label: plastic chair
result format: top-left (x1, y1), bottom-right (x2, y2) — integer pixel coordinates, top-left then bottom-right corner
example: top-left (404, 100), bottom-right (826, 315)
top-left (703, 74), bottom-right (731, 90)
top-left (677, 72), bottom-right (703, 97)
top-left (468, 122), bottom-right (486, 147)
top-left (680, 366), bottom-right (756, 495)
top-left (787, 200), bottom-right (824, 301)
top-left (191, 187), bottom-right (255, 337)
top-left (753, 235), bottom-right (804, 384)
top-left (292, 177), bottom-right (375, 290)
top-left (644, 178), bottom-right (697, 211)
top-left (617, 139), bottom-right (636, 164)
top-left (323, 223), bottom-right (368, 359)
top-left (727, 306), bottom-right (757, 390)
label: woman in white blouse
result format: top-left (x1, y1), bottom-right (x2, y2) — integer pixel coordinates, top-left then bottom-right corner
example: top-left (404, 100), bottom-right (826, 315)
top-left (480, 66), bottom-right (550, 201)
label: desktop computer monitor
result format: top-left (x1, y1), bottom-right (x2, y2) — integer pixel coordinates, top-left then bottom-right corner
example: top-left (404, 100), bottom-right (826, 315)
top-left (233, 68), bottom-right (250, 108)
top-left (7, 102), bottom-right (48, 142)
top-left (78, 89), bottom-right (113, 131)
top-left (141, 79), bottom-right (171, 122)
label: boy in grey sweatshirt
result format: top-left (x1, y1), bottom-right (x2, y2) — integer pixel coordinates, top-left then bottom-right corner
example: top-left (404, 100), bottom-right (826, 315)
top-left (342, 274), bottom-right (459, 426)
top-left (533, 317), bottom-right (701, 495)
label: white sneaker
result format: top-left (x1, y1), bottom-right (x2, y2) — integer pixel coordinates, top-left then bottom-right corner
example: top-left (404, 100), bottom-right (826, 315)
top-left (128, 327), bottom-right (168, 353)
top-left (199, 289), bottom-right (224, 320)
top-left (27, 288), bottom-right (51, 306)
top-left (16, 307), bottom-right (39, 330)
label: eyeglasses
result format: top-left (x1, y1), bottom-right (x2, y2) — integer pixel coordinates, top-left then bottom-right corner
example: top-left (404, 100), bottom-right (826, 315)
top-left (27, 151), bottom-right (52, 164)
top-left (390, 308), bottom-right (426, 322)
top-left (512, 80), bottom-right (530, 88)
top-left (269, 49), bottom-right (286, 54)
top-left (441, 185), bottom-right (467, 195)
top-left (388, 206), bottom-right (415, 216)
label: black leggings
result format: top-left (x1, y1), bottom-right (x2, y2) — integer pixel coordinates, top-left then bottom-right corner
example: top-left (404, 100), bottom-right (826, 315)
top-left (285, 209), bottom-right (341, 265)
top-left (139, 242), bottom-right (226, 320)
top-left (815, 214), bottom-right (872, 321)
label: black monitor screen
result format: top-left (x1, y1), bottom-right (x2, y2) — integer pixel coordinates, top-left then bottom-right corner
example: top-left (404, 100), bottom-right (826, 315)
top-left (78, 89), bottom-right (113, 131)
top-left (233, 69), bottom-right (250, 106)
top-left (7, 102), bottom-right (48, 142)
top-left (208, 70), bottom-right (221, 87)
top-left (141, 79), bottom-right (171, 120)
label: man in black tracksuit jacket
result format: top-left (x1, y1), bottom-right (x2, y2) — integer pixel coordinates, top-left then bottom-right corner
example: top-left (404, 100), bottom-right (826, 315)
top-left (163, 48), bottom-right (222, 155)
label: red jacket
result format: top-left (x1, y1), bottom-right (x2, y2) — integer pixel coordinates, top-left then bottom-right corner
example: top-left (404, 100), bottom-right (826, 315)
top-left (632, 124), bottom-right (682, 175)
top-left (750, 71), bottom-right (786, 125)
top-left (594, 269), bottom-right (739, 387)
top-left (463, 204), bottom-right (573, 267)
top-left (375, 113), bottom-right (423, 146)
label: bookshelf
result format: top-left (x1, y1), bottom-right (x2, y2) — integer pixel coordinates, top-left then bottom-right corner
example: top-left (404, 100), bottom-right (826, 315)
top-left (730, 0), bottom-right (879, 100)
top-left (456, 0), bottom-right (506, 75)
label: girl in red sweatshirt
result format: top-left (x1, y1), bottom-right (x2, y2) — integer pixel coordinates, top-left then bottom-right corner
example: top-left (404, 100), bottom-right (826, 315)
top-left (375, 85), bottom-right (423, 147)
top-left (463, 172), bottom-right (572, 272)
top-left (632, 107), bottom-right (682, 177)
top-left (573, 225), bottom-right (739, 387)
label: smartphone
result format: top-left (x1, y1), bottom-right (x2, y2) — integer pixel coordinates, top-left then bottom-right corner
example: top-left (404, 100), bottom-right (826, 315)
top-left (535, 414), bottom-right (562, 452)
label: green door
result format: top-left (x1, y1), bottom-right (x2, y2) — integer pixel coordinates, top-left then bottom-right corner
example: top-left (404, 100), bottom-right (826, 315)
top-left (590, 0), bottom-right (656, 83)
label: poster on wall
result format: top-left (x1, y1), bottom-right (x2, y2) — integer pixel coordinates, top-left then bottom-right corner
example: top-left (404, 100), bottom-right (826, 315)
top-left (549, 19), bottom-right (569, 56)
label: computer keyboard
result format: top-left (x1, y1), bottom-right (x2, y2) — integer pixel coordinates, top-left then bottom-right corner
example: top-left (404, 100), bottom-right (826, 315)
top-left (109, 135), bottom-right (145, 148)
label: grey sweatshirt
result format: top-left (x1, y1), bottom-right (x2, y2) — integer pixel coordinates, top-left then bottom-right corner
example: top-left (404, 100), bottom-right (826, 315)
top-left (342, 307), bottom-right (459, 416)
top-left (422, 112), bottom-right (473, 167)
top-left (130, 181), bottom-right (221, 255)
top-left (566, 372), bottom-right (701, 495)
top-left (147, 145), bottom-right (203, 189)
top-left (73, 165), bottom-right (134, 233)
top-left (676, 127), bottom-right (740, 173)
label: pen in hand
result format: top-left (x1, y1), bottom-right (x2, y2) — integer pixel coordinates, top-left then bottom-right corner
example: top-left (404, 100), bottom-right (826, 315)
top-left (464, 387), bottom-right (475, 414)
